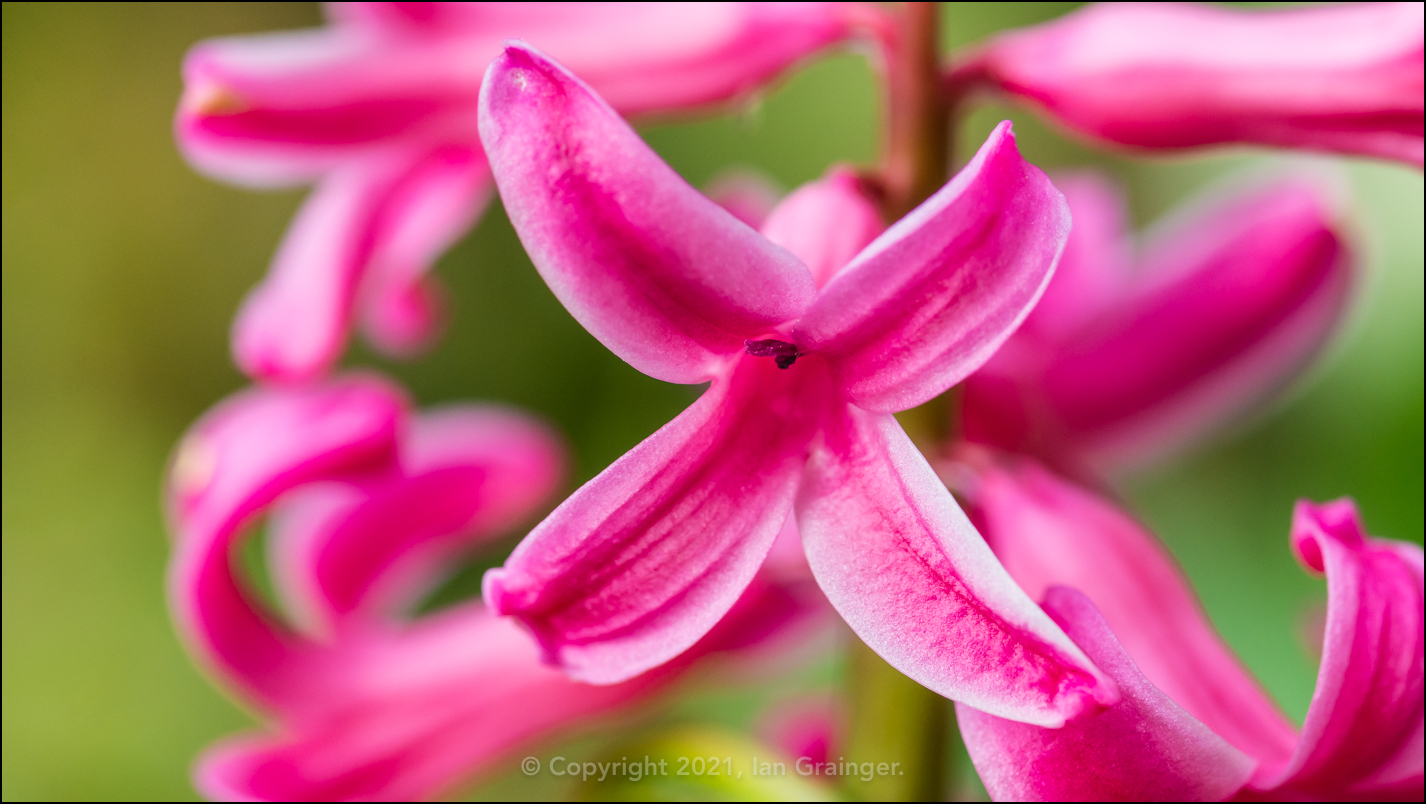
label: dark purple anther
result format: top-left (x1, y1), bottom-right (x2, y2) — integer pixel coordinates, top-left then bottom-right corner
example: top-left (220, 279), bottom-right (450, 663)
top-left (744, 339), bottom-right (803, 369)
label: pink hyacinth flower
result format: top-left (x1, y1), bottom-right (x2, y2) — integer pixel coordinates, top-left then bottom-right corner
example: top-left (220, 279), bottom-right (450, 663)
top-left (962, 171), bottom-right (1354, 477)
top-left (177, 2), bottom-right (864, 383)
top-left (166, 375), bottom-right (824, 801)
top-left (946, 2), bottom-right (1425, 167)
top-left (954, 457), bottom-right (1423, 801)
top-left (475, 42), bottom-right (1122, 727)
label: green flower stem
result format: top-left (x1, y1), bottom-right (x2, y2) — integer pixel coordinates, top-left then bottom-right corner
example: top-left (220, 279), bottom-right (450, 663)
top-left (841, 636), bottom-right (950, 800)
top-left (845, 5), bottom-right (963, 801)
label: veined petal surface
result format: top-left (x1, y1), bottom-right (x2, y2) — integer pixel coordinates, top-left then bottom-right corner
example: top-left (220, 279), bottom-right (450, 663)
top-left (795, 121), bottom-right (1069, 413)
top-left (798, 405), bottom-right (1116, 726)
top-left (970, 458), bottom-right (1298, 774)
top-left (479, 43), bottom-right (817, 384)
top-left (483, 357), bottom-right (829, 684)
top-left (958, 588), bottom-right (1257, 801)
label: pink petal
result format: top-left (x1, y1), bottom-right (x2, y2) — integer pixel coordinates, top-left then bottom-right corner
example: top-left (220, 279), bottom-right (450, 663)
top-left (270, 405), bottom-right (566, 631)
top-left (794, 121), bottom-right (1070, 413)
top-left (356, 146), bottom-right (493, 357)
top-left (1257, 500), bottom-right (1424, 799)
top-left (478, 43), bottom-right (818, 384)
top-left (166, 376), bottom-right (405, 707)
top-left (483, 356), bottom-right (831, 684)
top-left (958, 587), bottom-right (1257, 801)
top-left (961, 173), bottom-right (1132, 470)
top-left (551, 2), bottom-right (857, 117)
top-left (1041, 176), bottom-right (1352, 470)
top-left (332, 3), bottom-right (855, 115)
top-left (232, 145), bottom-right (490, 383)
top-left (759, 166), bottom-right (885, 290)
top-left (195, 566), bottom-right (824, 801)
top-left (968, 457), bottom-right (1298, 774)
top-left (949, 3), bottom-right (1425, 166)
top-left (193, 605), bottom-right (666, 801)
top-left (797, 404), bottom-right (1117, 726)
top-left (176, 28), bottom-right (483, 187)
top-left (187, 3), bottom-right (855, 188)
top-left (325, 2), bottom-right (472, 33)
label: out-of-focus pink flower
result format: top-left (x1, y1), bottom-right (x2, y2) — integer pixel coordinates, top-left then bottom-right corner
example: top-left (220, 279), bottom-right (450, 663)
top-left (474, 43), bottom-right (1121, 727)
top-left (946, 2), bottom-right (1425, 166)
top-left (177, 2), bottom-right (867, 383)
top-left (962, 171), bottom-right (1354, 477)
top-left (760, 697), bottom-right (841, 770)
top-left (705, 168), bottom-right (785, 230)
top-left (165, 375), bottom-right (824, 801)
top-left (953, 456), bottom-right (1423, 801)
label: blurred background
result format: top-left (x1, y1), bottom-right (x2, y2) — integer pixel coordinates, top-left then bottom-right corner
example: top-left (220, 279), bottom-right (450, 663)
top-left (3, 2), bottom-right (1421, 800)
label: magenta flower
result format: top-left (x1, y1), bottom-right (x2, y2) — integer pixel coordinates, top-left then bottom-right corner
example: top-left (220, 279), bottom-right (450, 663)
top-left (166, 375), bottom-right (822, 800)
top-left (955, 457), bottom-right (1423, 801)
top-left (947, 2), bottom-right (1425, 166)
top-left (474, 43), bottom-right (1122, 727)
top-left (176, 2), bottom-right (865, 382)
top-left (961, 171), bottom-right (1354, 476)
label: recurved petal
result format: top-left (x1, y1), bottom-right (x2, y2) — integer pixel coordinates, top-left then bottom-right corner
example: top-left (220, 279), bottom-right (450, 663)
top-left (479, 43), bottom-right (818, 384)
top-left (958, 587), bottom-right (1257, 801)
top-left (232, 146), bottom-right (488, 383)
top-left (166, 376), bottom-right (405, 707)
top-left (270, 405), bottom-right (566, 630)
top-left (759, 167), bottom-right (885, 290)
top-left (1258, 500), bottom-right (1424, 799)
top-left (483, 356), bottom-right (829, 684)
top-left (949, 2), bottom-right (1424, 166)
top-left (1041, 176), bottom-right (1353, 471)
top-left (194, 568), bottom-right (821, 802)
top-left (798, 405), bottom-right (1116, 726)
top-left (356, 145), bottom-right (493, 357)
top-left (969, 458), bottom-right (1298, 774)
top-left (193, 604), bottom-right (666, 802)
top-left (794, 121), bottom-right (1069, 413)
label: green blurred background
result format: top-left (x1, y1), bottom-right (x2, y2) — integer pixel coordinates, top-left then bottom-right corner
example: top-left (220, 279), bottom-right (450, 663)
top-left (3, 2), bottom-right (1421, 800)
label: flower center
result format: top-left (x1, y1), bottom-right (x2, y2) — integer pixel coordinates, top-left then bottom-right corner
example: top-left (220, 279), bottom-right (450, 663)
top-left (744, 339), bottom-right (804, 369)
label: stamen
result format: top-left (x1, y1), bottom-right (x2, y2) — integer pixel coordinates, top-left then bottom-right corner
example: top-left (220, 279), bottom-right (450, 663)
top-left (744, 339), bottom-right (803, 369)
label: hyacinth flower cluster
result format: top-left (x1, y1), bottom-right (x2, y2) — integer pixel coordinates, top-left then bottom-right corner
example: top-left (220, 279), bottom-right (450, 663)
top-left (166, 2), bottom-right (1423, 801)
